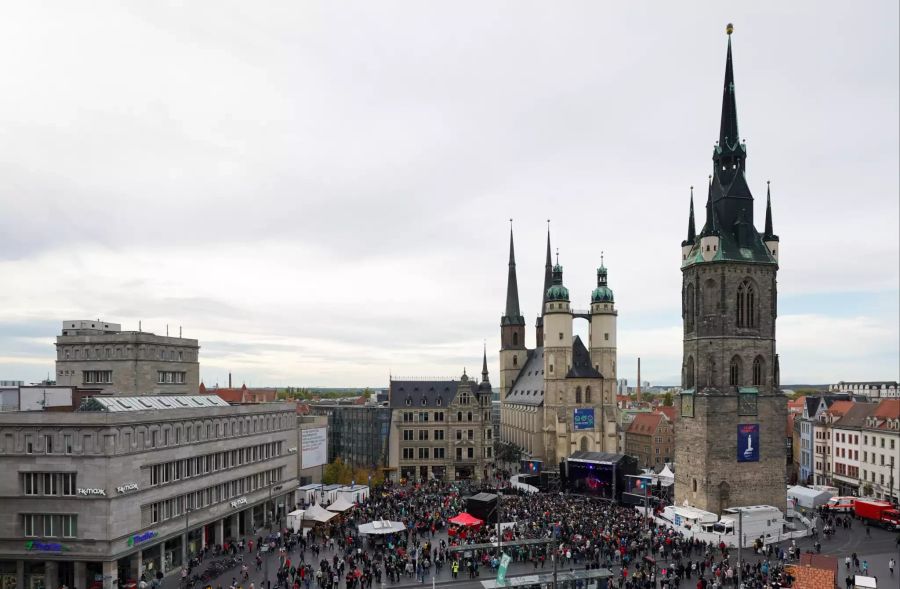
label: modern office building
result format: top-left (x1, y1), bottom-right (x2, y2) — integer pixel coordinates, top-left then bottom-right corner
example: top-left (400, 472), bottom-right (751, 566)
top-left (307, 403), bottom-right (392, 471)
top-left (55, 320), bottom-right (200, 396)
top-left (0, 396), bottom-right (298, 589)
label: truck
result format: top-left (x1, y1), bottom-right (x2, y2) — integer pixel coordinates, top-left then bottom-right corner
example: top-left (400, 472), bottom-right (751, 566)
top-left (853, 499), bottom-right (900, 530)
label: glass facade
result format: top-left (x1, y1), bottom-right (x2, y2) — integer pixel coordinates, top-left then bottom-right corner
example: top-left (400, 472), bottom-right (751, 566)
top-left (310, 405), bottom-right (391, 469)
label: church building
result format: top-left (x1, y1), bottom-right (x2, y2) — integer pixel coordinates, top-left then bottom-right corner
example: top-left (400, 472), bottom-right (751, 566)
top-left (499, 229), bottom-right (618, 467)
top-left (674, 25), bottom-right (787, 514)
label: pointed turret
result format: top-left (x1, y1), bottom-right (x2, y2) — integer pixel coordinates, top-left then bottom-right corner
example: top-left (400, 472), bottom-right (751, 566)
top-left (764, 181), bottom-right (777, 240)
top-left (501, 225), bottom-right (525, 326)
top-left (699, 177), bottom-right (719, 237)
top-left (481, 343), bottom-right (490, 384)
top-left (682, 187), bottom-right (696, 247)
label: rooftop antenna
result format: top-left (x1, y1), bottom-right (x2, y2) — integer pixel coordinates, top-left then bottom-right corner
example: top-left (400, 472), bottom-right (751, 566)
top-left (179, 326), bottom-right (182, 338)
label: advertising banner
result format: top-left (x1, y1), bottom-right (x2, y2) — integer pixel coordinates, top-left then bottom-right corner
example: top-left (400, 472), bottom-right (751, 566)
top-left (573, 408), bottom-right (595, 430)
top-left (301, 427), bottom-right (328, 469)
top-left (737, 423), bottom-right (760, 462)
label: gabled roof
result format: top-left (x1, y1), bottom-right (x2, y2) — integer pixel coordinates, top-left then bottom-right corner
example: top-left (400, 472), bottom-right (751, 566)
top-left (505, 348), bottom-right (544, 406)
top-left (824, 400), bottom-right (854, 418)
top-left (872, 398), bottom-right (900, 420)
top-left (831, 402), bottom-right (876, 429)
top-left (656, 406), bottom-right (677, 422)
top-left (627, 412), bottom-right (663, 435)
top-left (567, 336), bottom-right (602, 379)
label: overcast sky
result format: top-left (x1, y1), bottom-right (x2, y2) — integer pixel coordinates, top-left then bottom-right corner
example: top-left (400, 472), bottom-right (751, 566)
top-left (1, 1), bottom-right (897, 388)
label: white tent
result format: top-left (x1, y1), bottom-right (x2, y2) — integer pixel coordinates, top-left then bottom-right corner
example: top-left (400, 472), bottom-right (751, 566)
top-left (658, 465), bottom-right (675, 487)
top-left (787, 485), bottom-right (833, 510)
top-left (327, 496), bottom-right (356, 513)
top-left (304, 503), bottom-right (338, 523)
top-left (358, 520), bottom-right (407, 535)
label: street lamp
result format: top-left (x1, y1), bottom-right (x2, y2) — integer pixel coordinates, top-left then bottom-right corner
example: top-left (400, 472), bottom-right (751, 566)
top-left (183, 507), bottom-right (193, 568)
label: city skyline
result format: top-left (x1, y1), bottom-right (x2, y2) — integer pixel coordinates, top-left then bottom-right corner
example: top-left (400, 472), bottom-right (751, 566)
top-left (1, 2), bottom-right (898, 387)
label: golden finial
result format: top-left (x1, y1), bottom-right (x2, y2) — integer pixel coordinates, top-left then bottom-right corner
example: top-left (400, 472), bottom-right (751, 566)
top-left (726, 23), bottom-right (734, 36)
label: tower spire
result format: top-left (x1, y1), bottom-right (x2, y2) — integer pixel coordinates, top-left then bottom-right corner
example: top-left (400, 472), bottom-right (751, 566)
top-left (764, 180), bottom-right (775, 238)
top-left (542, 220), bottom-right (552, 308)
top-left (502, 220), bottom-right (525, 325)
top-left (481, 341), bottom-right (490, 383)
top-left (719, 23), bottom-right (740, 150)
top-left (700, 176), bottom-right (719, 236)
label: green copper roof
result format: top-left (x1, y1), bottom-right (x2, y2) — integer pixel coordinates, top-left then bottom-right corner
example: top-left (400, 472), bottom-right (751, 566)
top-left (591, 285), bottom-right (614, 303)
top-left (547, 284), bottom-right (569, 301)
top-left (681, 227), bottom-right (776, 268)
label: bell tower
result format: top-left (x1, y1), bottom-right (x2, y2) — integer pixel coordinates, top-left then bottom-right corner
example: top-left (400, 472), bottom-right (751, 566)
top-left (499, 224), bottom-right (525, 400)
top-left (589, 256), bottom-right (617, 407)
top-left (674, 24), bottom-right (787, 515)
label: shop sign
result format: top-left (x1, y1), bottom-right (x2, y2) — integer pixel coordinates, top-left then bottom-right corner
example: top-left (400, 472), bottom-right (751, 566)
top-left (127, 530), bottom-right (157, 547)
top-left (78, 488), bottom-right (107, 496)
top-left (25, 540), bottom-right (71, 552)
top-left (117, 482), bottom-right (139, 494)
top-left (230, 497), bottom-right (248, 508)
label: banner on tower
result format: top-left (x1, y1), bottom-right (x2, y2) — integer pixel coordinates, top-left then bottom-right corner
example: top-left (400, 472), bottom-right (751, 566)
top-left (737, 423), bottom-right (759, 462)
top-left (573, 408), bottom-right (595, 430)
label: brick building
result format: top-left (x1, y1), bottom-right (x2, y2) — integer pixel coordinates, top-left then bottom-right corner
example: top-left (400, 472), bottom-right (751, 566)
top-left (624, 412), bottom-right (675, 469)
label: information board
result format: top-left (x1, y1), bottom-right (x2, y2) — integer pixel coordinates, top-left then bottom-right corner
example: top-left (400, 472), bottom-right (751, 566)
top-left (301, 427), bottom-right (328, 468)
top-left (737, 423), bottom-right (760, 462)
top-left (573, 408), bottom-right (595, 430)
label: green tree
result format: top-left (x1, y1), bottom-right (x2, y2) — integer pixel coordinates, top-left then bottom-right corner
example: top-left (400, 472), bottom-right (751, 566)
top-left (322, 459), bottom-right (354, 484)
top-left (662, 392), bottom-right (674, 406)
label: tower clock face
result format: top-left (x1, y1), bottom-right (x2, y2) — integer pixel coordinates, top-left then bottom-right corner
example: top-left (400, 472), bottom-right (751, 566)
top-left (739, 393), bottom-right (758, 416)
top-left (681, 394), bottom-right (694, 417)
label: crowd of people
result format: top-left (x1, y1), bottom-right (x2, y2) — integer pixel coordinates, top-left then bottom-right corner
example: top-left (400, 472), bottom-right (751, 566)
top-left (167, 475), bottom-right (899, 589)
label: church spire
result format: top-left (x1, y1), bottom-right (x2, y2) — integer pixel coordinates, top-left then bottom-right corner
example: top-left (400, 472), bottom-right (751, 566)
top-left (683, 187), bottom-right (696, 246)
top-left (481, 342), bottom-right (490, 383)
top-left (719, 24), bottom-right (740, 150)
top-left (542, 221), bottom-right (552, 309)
top-left (502, 221), bottom-right (525, 326)
top-left (700, 176), bottom-right (719, 236)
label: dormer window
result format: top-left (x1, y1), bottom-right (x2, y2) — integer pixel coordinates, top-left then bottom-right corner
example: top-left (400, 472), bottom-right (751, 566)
top-left (437, 397), bottom-right (442, 406)
top-left (405, 397), bottom-right (411, 406)
top-left (421, 397), bottom-right (427, 406)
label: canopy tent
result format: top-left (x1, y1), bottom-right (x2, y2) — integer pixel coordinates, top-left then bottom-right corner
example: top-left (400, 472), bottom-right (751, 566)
top-left (304, 503), bottom-right (338, 523)
top-left (787, 485), bottom-right (833, 510)
top-left (327, 496), bottom-right (356, 513)
top-left (449, 512), bottom-right (484, 527)
top-left (658, 464), bottom-right (675, 485)
top-left (357, 520), bottom-right (407, 535)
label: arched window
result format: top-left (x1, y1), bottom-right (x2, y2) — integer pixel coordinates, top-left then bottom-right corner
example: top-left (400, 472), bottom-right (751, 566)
top-left (774, 355), bottom-right (780, 388)
top-left (512, 332), bottom-right (519, 346)
top-left (692, 478), bottom-right (698, 493)
top-left (736, 279), bottom-right (757, 328)
top-left (513, 355), bottom-right (518, 367)
top-left (580, 437), bottom-right (589, 451)
top-left (752, 356), bottom-right (764, 386)
top-left (585, 387), bottom-right (592, 403)
top-left (685, 356), bottom-right (695, 389)
top-left (729, 356), bottom-right (742, 387)
top-left (575, 387), bottom-right (582, 404)
top-left (685, 283), bottom-right (696, 331)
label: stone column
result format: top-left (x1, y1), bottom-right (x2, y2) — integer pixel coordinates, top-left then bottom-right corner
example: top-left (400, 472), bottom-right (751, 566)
top-left (45, 561), bottom-right (58, 589)
top-left (158, 542), bottom-right (166, 575)
top-left (214, 519), bottom-right (224, 548)
top-left (230, 513), bottom-right (240, 541)
top-left (16, 561), bottom-right (24, 589)
top-left (74, 561), bottom-right (88, 589)
top-left (243, 509), bottom-right (254, 537)
top-left (181, 530), bottom-right (188, 568)
top-left (101, 561), bottom-right (117, 589)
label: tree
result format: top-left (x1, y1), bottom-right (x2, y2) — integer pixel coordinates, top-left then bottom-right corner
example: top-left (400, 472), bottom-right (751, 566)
top-left (322, 459), bottom-right (354, 484)
top-left (495, 441), bottom-right (524, 464)
top-left (662, 392), bottom-right (674, 407)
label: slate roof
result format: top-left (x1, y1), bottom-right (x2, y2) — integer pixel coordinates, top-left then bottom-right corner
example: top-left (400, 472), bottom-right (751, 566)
top-left (832, 402), bottom-right (876, 429)
top-left (567, 336), bottom-right (602, 378)
top-left (505, 348), bottom-right (544, 406)
top-left (389, 380), bottom-right (459, 409)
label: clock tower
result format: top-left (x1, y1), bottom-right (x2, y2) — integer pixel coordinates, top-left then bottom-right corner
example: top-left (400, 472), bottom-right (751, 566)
top-left (674, 24), bottom-right (787, 515)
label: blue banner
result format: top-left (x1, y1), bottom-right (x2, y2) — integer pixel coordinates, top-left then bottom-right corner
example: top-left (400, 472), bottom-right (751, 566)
top-left (737, 423), bottom-right (760, 462)
top-left (574, 408), bottom-right (595, 430)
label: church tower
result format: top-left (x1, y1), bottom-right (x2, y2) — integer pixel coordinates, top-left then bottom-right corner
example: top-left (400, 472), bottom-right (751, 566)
top-left (674, 25), bottom-right (786, 514)
top-left (535, 228), bottom-right (553, 347)
top-left (589, 259), bottom-right (617, 407)
top-left (499, 226), bottom-right (526, 400)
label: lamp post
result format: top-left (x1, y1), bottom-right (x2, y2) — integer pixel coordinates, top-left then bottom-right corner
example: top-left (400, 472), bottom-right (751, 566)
top-left (182, 506), bottom-right (193, 568)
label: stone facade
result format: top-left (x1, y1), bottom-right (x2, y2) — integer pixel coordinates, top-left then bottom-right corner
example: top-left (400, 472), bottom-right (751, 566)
top-left (0, 400), bottom-right (298, 589)
top-left (55, 320), bottom-right (200, 396)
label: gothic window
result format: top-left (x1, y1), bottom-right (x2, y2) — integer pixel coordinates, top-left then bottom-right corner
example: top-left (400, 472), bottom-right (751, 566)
top-left (736, 279), bottom-right (757, 328)
top-left (575, 387), bottom-right (582, 404)
top-left (513, 355), bottom-right (518, 367)
top-left (512, 332), bottom-right (518, 347)
top-left (774, 355), bottom-right (780, 388)
top-left (752, 356), bottom-right (764, 387)
top-left (729, 356), bottom-right (742, 387)
top-left (685, 356), bottom-right (695, 389)
top-left (585, 387), bottom-right (592, 403)
top-left (580, 437), bottom-right (589, 451)
top-left (685, 283), bottom-right (696, 331)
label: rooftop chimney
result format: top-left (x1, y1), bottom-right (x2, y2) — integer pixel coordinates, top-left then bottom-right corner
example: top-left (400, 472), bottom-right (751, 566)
top-left (228, 373), bottom-right (232, 388)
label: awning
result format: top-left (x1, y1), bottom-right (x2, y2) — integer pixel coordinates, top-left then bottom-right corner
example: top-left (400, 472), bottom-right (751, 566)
top-left (303, 504), bottom-right (338, 523)
top-left (327, 497), bottom-right (356, 512)
top-left (358, 520), bottom-right (407, 535)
